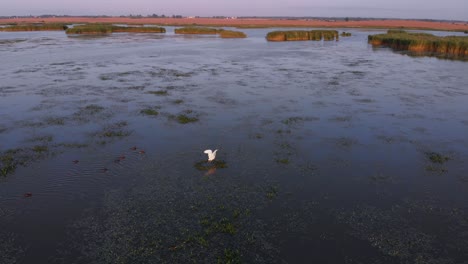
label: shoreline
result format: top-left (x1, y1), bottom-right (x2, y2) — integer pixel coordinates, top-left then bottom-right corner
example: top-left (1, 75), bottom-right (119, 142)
top-left (1, 17), bottom-right (467, 32)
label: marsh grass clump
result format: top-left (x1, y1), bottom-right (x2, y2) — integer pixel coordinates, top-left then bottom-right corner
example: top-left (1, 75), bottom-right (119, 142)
top-left (140, 108), bottom-right (159, 116)
top-left (112, 26), bottom-right (166, 33)
top-left (177, 114), bottom-right (198, 124)
top-left (282, 116), bottom-right (304, 125)
top-left (32, 145), bottom-right (48, 153)
top-left (266, 186), bottom-right (278, 199)
top-left (218, 30), bottom-right (247, 38)
top-left (194, 160), bottom-right (227, 171)
top-left (426, 152), bottom-right (450, 164)
top-left (28, 135), bottom-right (53, 143)
top-left (66, 24), bottom-right (113, 34)
top-left (175, 27), bottom-right (220, 34)
top-left (147, 90), bottom-right (168, 96)
top-left (66, 24), bottom-right (165, 34)
top-left (172, 99), bottom-right (184, 104)
top-left (266, 30), bottom-right (339, 41)
top-left (45, 117), bottom-right (65, 126)
top-left (84, 104), bottom-right (105, 114)
top-left (368, 30), bottom-right (468, 59)
top-left (341, 32), bottom-right (352, 37)
top-left (275, 158), bottom-right (289, 164)
top-left (99, 121), bottom-right (131, 138)
top-left (0, 154), bottom-right (17, 177)
top-left (0, 23), bottom-right (68, 31)
top-left (218, 248), bottom-right (241, 264)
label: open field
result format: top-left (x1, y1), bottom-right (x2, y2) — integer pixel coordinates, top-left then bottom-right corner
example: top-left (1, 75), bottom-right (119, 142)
top-left (1, 17), bottom-right (467, 31)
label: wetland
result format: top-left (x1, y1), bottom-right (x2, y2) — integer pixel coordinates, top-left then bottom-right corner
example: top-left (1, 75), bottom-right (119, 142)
top-left (1, 27), bottom-right (468, 263)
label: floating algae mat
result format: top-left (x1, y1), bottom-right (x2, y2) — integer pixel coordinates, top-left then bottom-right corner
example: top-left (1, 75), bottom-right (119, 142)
top-left (266, 30), bottom-right (339, 41)
top-left (368, 30), bottom-right (468, 60)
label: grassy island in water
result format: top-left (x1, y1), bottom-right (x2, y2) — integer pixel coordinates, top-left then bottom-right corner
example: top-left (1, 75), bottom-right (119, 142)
top-left (266, 30), bottom-right (339, 41)
top-left (175, 27), bottom-right (246, 38)
top-left (0, 23), bottom-right (68, 31)
top-left (368, 30), bottom-right (468, 59)
top-left (65, 24), bottom-right (166, 34)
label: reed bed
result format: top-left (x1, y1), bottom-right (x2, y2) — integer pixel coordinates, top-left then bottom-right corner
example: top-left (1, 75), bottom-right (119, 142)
top-left (66, 24), bottom-right (166, 34)
top-left (266, 30), bottom-right (339, 41)
top-left (368, 30), bottom-right (468, 59)
top-left (218, 30), bottom-right (247, 38)
top-left (174, 27), bottom-right (220, 34)
top-left (0, 23), bottom-right (68, 31)
top-left (174, 27), bottom-right (246, 38)
top-left (341, 32), bottom-right (352, 37)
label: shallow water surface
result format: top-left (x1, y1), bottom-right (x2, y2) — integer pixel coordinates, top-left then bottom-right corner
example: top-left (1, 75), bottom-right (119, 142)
top-left (1, 27), bottom-right (468, 263)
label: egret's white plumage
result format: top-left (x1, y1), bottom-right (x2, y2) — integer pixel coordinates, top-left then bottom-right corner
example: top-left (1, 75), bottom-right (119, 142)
top-left (204, 149), bottom-right (218, 161)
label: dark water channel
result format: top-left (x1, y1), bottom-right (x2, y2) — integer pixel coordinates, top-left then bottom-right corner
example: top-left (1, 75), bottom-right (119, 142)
top-left (1, 27), bottom-right (468, 263)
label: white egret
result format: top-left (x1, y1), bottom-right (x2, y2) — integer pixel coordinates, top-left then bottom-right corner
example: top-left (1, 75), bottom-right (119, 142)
top-left (203, 149), bottom-right (218, 162)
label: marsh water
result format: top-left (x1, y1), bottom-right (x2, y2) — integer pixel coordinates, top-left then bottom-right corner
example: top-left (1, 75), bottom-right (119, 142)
top-left (1, 27), bottom-right (468, 263)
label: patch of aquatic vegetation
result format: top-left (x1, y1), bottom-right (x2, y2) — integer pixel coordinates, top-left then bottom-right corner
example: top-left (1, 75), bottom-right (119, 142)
top-left (170, 110), bottom-right (200, 124)
top-left (82, 104), bottom-right (105, 114)
top-left (218, 248), bottom-right (241, 264)
top-left (56, 168), bottom-right (281, 263)
top-left (334, 137), bottom-right (358, 148)
top-left (140, 107), bottom-right (159, 116)
top-left (275, 158), bottom-right (290, 165)
top-left (338, 201), bottom-right (468, 263)
top-left (281, 116), bottom-right (304, 125)
top-left (194, 160), bottom-right (227, 171)
top-left (42, 117), bottom-right (65, 126)
top-left (341, 32), bottom-right (352, 37)
top-left (175, 27), bottom-right (220, 34)
top-left (368, 30), bottom-right (468, 60)
top-left (27, 135), bottom-right (53, 143)
top-left (148, 68), bottom-right (194, 78)
top-left (218, 30), bottom-right (247, 39)
top-left (424, 152), bottom-right (451, 173)
top-left (0, 23), bottom-right (68, 31)
top-left (265, 186), bottom-right (278, 200)
top-left (98, 121), bottom-right (132, 138)
top-left (354, 98), bottom-right (374, 103)
top-left (172, 99), bottom-right (184, 104)
top-left (0, 147), bottom-right (52, 177)
top-left (425, 152), bottom-right (450, 164)
top-left (174, 27), bottom-right (246, 38)
top-left (147, 90), bottom-right (168, 96)
top-left (266, 30), bottom-right (339, 41)
top-left (0, 233), bottom-right (24, 264)
top-left (66, 24), bottom-right (166, 34)
top-left (0, 39), bottom-right (27, 45)
top-left (56, 143), bottom-right (89, 149)
top-left (329, 115), bottom-right (352, 122)
top-left (72, 104), bottom-right (111, 123)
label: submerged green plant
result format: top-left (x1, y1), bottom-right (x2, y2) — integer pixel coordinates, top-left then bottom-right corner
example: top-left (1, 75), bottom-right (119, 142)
top-left (147, 90), bottom-right (168, 96)
top-left (176, 114), bottom-right (199, 124)
top-left (426, 152), bottom-right (450, 164)
top-left (140, 108), bottom-right (159, 116)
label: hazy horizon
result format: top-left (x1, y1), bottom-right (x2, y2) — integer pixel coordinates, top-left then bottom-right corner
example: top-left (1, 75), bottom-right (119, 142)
top-left (1, 0), bottom-right (467, 21)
